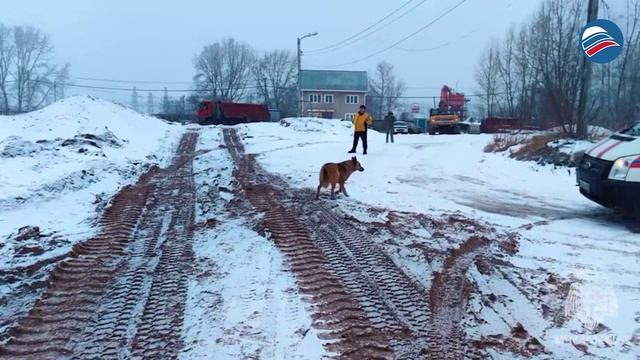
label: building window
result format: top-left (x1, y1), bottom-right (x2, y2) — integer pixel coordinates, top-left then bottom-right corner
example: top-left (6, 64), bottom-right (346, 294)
top-left (345, 95), bottom-right (359, 104)
top-left (309, 94), bottom-right (321, 103)
top-left (323, 94), bottom-right (334, 104)
top-left (344, 113), bottom-right (355, 121)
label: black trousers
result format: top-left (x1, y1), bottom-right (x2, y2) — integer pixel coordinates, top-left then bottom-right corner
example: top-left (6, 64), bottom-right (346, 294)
top-left (351, 131), bottom-right (367, 152)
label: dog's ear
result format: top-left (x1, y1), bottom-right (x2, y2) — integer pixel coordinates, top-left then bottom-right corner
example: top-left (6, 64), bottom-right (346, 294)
top-left (352, 156), bottom-right (357, 161)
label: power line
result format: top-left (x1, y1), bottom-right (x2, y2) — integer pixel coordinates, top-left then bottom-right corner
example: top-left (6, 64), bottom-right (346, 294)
top-left (72, 76), bottom-right (194, 85)
top-left (306, 0), bottom-right (430, 56)
top-left (305, 0), bottom-right (415, 54)
top-left (38, 80), bottom-right (293, 93)
top-left (397, 28), bottom-right (478, 52)
top-left (63, 83), bottom-right (193, 92)
top-left (309, 0), bottom-right (470, 68)
top-left (368, 91), bottom-right (506, 99)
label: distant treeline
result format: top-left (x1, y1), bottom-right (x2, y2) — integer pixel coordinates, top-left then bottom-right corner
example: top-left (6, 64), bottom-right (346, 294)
top-left (475, 0), bottom-right (640, 135)
top-left (0, 24), bottom-right (70, 114)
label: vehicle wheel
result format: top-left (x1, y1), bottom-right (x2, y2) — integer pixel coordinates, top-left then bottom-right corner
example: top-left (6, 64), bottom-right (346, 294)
top-left (428, 130), bottom-right (436, 135)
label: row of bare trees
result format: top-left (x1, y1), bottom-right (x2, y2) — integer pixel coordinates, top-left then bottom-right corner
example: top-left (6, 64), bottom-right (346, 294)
top-left (192, 38), bottom-right (406, 119)
top-left (475, 0), bottom-right (640, 134)
top-left (192, 37), bottom-right (297, 117)
top-left (0, 23), bottom-right (69, 114)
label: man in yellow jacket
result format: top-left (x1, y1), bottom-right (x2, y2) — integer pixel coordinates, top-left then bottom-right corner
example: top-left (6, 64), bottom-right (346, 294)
top-left (348, 105), bottom-right (373, 155)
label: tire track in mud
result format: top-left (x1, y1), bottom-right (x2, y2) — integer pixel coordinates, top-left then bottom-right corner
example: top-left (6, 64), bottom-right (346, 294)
top-left (224, 128), bottom-right (489, 359)
top-left (225, 129), bottom-right (394, 359)
top-left (0, 132), bottom-right (198, 360)
top-left (427, 236), bottom-right (489, 360)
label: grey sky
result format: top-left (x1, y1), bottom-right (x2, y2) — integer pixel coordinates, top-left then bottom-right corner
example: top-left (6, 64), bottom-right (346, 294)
top-left (1, 0), bottom-right (611, 108)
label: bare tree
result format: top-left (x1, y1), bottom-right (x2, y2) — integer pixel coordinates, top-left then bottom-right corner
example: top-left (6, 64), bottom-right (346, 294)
top-left (162, 87), bottom-right (170, 113)
top-left (0, 24), bottom-right (13, 114)
top-left (514, 26), bottom-right (535, 123)
top-left (498, 27), bottom-right (517, 117)
top-left (472, 0), bottom-right (640, 133)
top-left (193, 37), bottom-right (255, 102)
top-left (594, 0), bottom-right (640, 129)
top-left (131, 86), bottom-right (139, 112)
top-left (252, 49), bottom-right (297, 116)
top-left (146, 92), bottom-right (155, 114)
top-left (530, 0), bottom-right (585, 134)
top-left (368, 61), bottom-right (406, 120)
top-left (52, 63), bottom-right (70, 102)
top-left (12, 25), bottom-right (60, 112)
top-left (475, 41), bottom-right (501, 117)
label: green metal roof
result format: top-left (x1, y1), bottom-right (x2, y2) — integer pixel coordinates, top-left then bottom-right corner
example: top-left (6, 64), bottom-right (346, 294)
top-left (300, 70), bottom-right (368, 91)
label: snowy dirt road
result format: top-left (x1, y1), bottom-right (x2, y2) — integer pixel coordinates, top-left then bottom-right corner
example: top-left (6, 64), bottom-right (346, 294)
top-left (1, 114), bottom-right (638, 359)
top-left (235, 119), bottom-right (640, 359)
top-left (222, 128), bottom-right (521, 359)
top-left (0, 131), bottom-right (198, 359)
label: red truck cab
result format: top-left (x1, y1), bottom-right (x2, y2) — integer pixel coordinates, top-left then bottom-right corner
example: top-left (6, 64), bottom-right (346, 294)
top-left (197, 101), bottom-right (215, 120)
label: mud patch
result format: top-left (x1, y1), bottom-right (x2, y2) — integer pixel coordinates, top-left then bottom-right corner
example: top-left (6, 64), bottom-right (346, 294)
top-left (474, 322), bottom-right (547, 357)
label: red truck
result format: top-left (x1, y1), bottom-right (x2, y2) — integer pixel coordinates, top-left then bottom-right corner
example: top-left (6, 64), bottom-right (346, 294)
top-left (197, 100), bottom-right (270, 125)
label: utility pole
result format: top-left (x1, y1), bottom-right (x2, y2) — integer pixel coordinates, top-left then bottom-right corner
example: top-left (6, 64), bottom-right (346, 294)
top-left (297, 37), bottom-right (301, 117)
top-left (577, 0), bottom-right (599, 139)
top-left (297, 32), bottom-right (318, 117)
top-left (379, 77), bottom-right (385, 122)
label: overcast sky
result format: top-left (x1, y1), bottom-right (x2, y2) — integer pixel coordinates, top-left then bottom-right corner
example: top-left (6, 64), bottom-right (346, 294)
top-left (1, 0), bottom-right (624, 109)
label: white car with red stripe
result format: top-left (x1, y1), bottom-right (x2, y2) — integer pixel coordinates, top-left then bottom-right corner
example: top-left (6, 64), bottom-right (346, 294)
top-left (576, 122), bottom-right (640, 214)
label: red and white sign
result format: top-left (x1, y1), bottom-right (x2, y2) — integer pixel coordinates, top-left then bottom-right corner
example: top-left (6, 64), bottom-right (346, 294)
top-left (411, 103), bottom-right (420, 113)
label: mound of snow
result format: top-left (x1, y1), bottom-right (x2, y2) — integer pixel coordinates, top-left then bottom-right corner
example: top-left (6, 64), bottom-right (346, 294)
top-left (279, 117), bottom-right (352, 133)
top-left (1, 96), bottom-right (175, 160)
top-left (0, 96), bottom-right (183, 316)
top-left (0, 96), bottom-right (181, 200)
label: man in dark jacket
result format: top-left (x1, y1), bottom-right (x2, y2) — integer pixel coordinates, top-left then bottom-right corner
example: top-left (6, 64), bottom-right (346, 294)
top-left (384, 111), bottom-right (396, 143)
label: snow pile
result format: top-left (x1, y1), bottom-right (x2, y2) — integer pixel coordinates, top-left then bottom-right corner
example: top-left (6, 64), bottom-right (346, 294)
top-left (0, 96), bottom-right (181, 203)
top-left (483, 125), bottom-right (615, 167)
top-left (0, 96), bottom-right (183, 328)
top-left (279, 117), bottom-right (351, 133)
top-left (545, 125), bottom-right (613, 156)
top-left (1, 95), bottom-right (175, 160)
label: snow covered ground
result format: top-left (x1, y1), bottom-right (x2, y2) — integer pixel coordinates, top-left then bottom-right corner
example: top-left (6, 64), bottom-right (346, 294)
top-left (0, 96), bottom-right (182, 330)
top-left (237, 118), bottom-right (639, 359)
top-left (1, 108), bottom-right (636, 358)
top-left (181, 127), bottom-right (326, 359)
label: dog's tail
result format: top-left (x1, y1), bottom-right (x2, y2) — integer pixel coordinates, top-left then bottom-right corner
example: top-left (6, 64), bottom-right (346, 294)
top-left (319, 166), bottom-right (329, 187)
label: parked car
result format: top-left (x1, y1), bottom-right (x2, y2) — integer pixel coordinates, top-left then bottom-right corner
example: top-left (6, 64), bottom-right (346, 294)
top-left (394, 121), bottom-right (408, 134)
top-left (576, 122), bottom-right (640, 215)
top-left (459, 118), bottom-right (481, 134)
top-left (407, 122), bottom-right (423, 134)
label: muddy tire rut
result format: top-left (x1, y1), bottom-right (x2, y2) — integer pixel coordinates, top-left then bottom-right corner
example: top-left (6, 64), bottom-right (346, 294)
top-left (223, 128), bottom-right (488, 359)
top-left (0, 132), bottom-right (198, 360)
top-left (0, 127), bottom-right (492, 359)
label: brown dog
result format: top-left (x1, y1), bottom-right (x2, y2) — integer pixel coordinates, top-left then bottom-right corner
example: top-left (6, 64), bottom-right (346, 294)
top-left (316, 156), bottom-right (364, 200)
